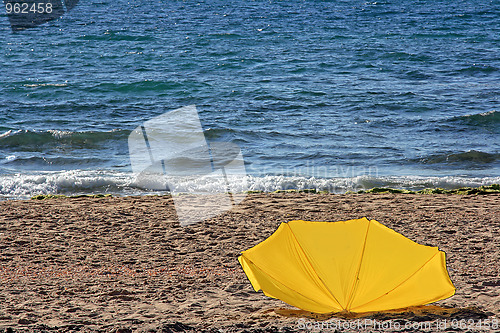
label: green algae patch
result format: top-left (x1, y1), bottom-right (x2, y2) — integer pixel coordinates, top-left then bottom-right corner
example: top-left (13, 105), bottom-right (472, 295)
top-left (363, 188), bottom-right (416, 194)
top-left (29, 185), bottom-right (500, 200)
top-left (273, 189), bottom-right (321, 194)
top-left (357, 184), bottom-right (500, 195)
top-left (31, 194), bottom-right (113, 200)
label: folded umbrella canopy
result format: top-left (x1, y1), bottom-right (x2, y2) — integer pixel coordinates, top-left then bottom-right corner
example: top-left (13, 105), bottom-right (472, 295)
top-left (238, 218), bottom-right (455, 313)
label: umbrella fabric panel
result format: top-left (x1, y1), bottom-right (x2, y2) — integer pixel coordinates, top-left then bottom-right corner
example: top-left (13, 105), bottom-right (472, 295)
top-left (348, 219), bottom-right (443, 311)
top-left (238, 255), bottom-right (339, 313)
top-left (350, 251), bottom-right (455, 312)
top-left (239, 222), bottom-right (343, 312)
top-left (286, 218), bottom-right (370, 309)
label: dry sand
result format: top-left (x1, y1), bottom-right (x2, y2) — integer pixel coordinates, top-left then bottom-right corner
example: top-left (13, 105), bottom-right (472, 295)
top-left (0, 193), bottom-right (499, 332)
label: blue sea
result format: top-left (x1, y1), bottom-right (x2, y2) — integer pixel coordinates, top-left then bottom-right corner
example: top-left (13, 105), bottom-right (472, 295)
top-left (1, 0), bottom-right (499, 198)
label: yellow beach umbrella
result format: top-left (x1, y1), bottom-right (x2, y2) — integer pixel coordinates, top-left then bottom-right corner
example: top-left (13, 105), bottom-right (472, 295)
top-left (238, 218), bottom-right (455, 313)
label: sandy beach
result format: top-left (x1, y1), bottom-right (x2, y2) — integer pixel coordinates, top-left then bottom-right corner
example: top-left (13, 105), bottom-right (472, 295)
top-left (0, 192), bottom-right (498, 332)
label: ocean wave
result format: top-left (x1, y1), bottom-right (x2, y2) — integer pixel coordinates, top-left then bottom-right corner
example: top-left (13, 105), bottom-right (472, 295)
top-left (457, 64), bottom-right (498, 75)
top-left (23, 83), bottom-right (69, 88)
top-left (451, 110), bottom-right (500, 126)
top-left (87, 80), bottom-right (209, 94)
top-left (1, 171), bottom-right (498, 200)
top-left (77, 32), bottom-right (155, 42)
top-left (418, 150), bottom-right (499, 164)
top-left (0, 170), bottom-right (133, 199)
top-left (245, 175), bottom-right (500, 193)
top-left (204, 127), bottom-right (236, 140)
top-left (1, 156), bottom-right (110, 169)
top-left (0, 130), bottom-right (15, 139)
top-left (0, 129), bottom-right (129, 149)
top-left (89, 81), bottom-right (183, 93)
top-left (208, 32), bottom-right (244, 39)
top-left (355, 175), bottom-right (500, 191)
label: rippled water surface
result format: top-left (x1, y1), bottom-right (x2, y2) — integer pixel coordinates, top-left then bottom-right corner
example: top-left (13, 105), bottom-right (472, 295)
top-left (1, 0), bottom-right (499, 197)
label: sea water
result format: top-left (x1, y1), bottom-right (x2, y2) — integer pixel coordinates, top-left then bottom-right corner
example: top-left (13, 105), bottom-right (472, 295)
top-left (1, 0), bottom-right (499, 198)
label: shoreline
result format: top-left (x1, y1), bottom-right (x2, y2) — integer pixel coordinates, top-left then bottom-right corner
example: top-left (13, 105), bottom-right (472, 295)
top-left (17, 183), bottom-right (500, 201)
top-left (0, 192), bottom-right (498, 332)
top-left (1, 172), bottom-right (499, 201)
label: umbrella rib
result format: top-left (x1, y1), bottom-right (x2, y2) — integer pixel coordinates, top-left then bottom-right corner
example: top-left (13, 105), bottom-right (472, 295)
top-left (345, 218), bottom-right (371, 311)
top-left (284, 223), bottom-right (343, 310)
top-left (240, 255), bottom-right (334, 310)
top-left (349, 250), bottom-right (440, 312)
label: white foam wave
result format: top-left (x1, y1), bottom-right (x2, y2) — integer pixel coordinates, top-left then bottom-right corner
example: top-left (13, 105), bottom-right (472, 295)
top-left (0, 171), bottom-right (498, 199)
top-left (0, 170), bottom-right (134, 199)
top-left (356, 175), bottom-right (500, 191)
top-left (245, 175), bottom-right (500, 193)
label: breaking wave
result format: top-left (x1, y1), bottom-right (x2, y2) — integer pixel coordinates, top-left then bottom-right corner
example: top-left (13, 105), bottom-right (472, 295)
top-left (418, 150), bottom-right (499, 165)
top-left (450, 110), bottom-right (500, 127)
top-left (1, 170), bottom-right (498, 200)
top-left (0, 129), bottom-right (129, 149)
